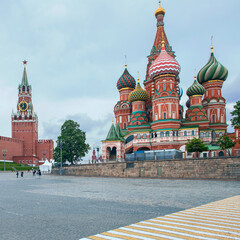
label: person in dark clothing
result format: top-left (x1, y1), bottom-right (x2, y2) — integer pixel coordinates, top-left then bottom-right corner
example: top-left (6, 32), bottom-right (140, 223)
top-left (38, 169), bottom-right (41, 177)
top-left (16, 171), bottom-right (19, 178)
top-left (21, 172), bottom-right (24, 177)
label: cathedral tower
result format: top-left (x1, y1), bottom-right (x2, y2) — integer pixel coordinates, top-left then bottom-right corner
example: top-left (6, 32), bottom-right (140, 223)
top-left (197, 45), bottom-right (228, 131)
top-left (114, 63), bottom-right (136, 130)
top-left (148, 40), bottom-right (181, 130)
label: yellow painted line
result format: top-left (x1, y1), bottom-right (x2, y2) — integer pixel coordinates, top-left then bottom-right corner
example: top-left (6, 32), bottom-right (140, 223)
top-left (182, 210), bottom-right (240, 221)
top-left (88, 237), bottom-right (108, 240)
top-left (81, 195), bottom-right (240, 240)
top-left (187, 208), bottom-right (240, 217)
top-left (170, 213), bottom-right (240, 226)
top-left (155, 215), bottom-right (240, 231)
top-left (124, 225), bottom-right (203, 240)
top-left (114, 228), bottom-right (171, 240)
top-left (101, 231), bottom-right (141, 240)
top-left (146, 219), bottom-right (240, 233)
top-left (134, 222), bottom-right (237, 239)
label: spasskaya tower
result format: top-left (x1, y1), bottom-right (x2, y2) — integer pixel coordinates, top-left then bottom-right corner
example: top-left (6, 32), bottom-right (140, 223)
top-left (8, 61), bottom-right (53, 165)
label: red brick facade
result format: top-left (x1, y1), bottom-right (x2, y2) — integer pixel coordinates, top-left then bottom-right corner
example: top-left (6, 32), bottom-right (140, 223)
top-left (0, 61), bottom-right (53, 166)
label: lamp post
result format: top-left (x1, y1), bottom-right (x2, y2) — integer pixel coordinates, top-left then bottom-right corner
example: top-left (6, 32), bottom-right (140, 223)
top-left (59, 139), bottom-right (64, 176)
top-left (2, 149), bottom-right (7, 172)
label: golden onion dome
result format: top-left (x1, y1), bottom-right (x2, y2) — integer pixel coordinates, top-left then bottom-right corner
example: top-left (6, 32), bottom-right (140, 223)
top-left (155, 1), bottom-right (165, 16)
top-left (129, 79), bottom-right (149, 103)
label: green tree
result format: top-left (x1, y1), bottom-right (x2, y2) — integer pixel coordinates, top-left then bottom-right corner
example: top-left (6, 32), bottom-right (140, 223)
top-left (231, 101), bottom-right (240, 128)
top-left (54, 120), bottom-right (90, 164)
top-left (217, 135), bottom-right (236, 156)
top-left (185, 137), bottom-right (208, 157)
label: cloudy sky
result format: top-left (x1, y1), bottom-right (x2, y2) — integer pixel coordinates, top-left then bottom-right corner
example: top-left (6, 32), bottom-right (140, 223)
top-left (0, 0), bottom-right (239, 161)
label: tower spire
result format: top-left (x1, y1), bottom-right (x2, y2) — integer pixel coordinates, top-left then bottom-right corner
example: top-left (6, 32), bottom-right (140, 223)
top-left (125, 55), bottom-right (127, 69)
top-left (211, 35), bottom-right (214, 53)
top-left (21, 60), bottom-right (29, 86)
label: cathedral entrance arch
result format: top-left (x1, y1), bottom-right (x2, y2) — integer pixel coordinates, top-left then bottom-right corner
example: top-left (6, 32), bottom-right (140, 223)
top-left (125, 147), bottom-right (133, 154)
top-left (109, 147), bottom-right (117, 161)
top-left (219, 151), bottom-right (224, 157)
top-left (137, 147), bottom-right (150, 151)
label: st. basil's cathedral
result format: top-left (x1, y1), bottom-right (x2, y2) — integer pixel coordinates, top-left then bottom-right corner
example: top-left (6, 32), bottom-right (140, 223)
top-left (102, 2), bottom-right (232, 161)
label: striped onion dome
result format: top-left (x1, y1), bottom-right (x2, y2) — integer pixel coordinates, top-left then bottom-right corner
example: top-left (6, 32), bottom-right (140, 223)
top-left (149, 42), bottom-right (181, 79)
top-left (178, 86), bottom-right (183, 99)
top-left (117, 66), bottom-right (136, 90)
top-left (187, 76), bottom-right (205, 97)
top-left (186, 99), bottom-right (190, 108)
top-left (197, 47), bottom-right (228, 84)
top-left (129, 80), bottom-right (149, 103)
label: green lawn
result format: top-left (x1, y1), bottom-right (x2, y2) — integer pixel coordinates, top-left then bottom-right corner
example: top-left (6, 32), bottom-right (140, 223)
top-left (0, 162), bottom-right (36, 171)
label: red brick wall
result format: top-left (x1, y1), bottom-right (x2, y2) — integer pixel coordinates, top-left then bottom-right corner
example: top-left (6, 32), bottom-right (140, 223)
top-left (36, 140), bottom-right (54, 161)
top-left (0, 136), bottom-right (23, 160)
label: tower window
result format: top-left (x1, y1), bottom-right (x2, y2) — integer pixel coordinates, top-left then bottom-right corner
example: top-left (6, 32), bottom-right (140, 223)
top-left (212, 115), bottom-right (216, 123)
top-left (124, 123), bottom-right (126, 129)
top-left (166, 131), bottom-right (169, 137)
top-left (192, 130), bottom-right (195, 136)
top-left (212, 90), bottom-right (214, 96)
top-left (195, 117), bottom-right (197, 121)
top-left (160, 132), bottom-right (164, 137)
top-left (164, 113), bottom-right (166, 119)
top-left (184, 131), bottom-right (187, 136)
top-left (163, 84), bottom-right (166, 91)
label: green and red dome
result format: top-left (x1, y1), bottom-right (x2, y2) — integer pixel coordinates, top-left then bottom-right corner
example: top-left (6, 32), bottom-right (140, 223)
top-left (187, 76), bottom-right (205, 97)
top-left (129, 80), bottom-right (149, 103)
top-left (197, 48), bottom-right (228, 84)
top-left (117, 67), bottom-right (136, 90)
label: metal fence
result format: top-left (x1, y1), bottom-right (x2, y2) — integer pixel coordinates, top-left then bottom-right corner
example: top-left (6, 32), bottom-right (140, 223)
top-left (125, 149), bottom-right (183, 162)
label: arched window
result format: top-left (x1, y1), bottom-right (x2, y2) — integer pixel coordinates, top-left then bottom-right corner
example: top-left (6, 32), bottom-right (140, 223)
top-left (212, 115), bottom-right (216, 123)
top-left (166, 131), bottom-right (169, 137)
top-left (137, 134), bottom-right (141, 139)
top-left (184, 131), bottom-right (187, 136)
top-left (143, 134), bottom-right (147, 139)
top-left (163, 83), bottom-right (166, 90)
top-left (164, 113), bottom-right (166, 119)
top-left (160, 132), bottom-right (164, 137)
top-left (192, 130), bottom-right (195, 136)
top-left (173, 131), bottom-right (175, 136)
top-left (155, 132), bottom-right (157, 138)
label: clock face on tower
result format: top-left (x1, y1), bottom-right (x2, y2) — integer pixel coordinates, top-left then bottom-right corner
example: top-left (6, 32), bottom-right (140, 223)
top-left (19, 101), bottom-right (28, 111)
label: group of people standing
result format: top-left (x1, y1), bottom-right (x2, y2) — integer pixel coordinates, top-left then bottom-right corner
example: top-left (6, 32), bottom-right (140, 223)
top-left (33, 169), bottom-right (41, 178)
top-left (16, 169), bottom-right (41, 178)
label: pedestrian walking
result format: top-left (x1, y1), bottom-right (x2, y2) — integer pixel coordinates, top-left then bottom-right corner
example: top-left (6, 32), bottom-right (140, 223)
top-left (16, 171), bottom-right (19, 178)
top-left (38, 169), bottom-right (41, 178)
top-left (21, 171), bottom-right (24, 177)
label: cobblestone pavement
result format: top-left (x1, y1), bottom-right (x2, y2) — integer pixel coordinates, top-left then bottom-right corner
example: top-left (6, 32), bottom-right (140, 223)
top-left (0, 172), bottom-right (239, 240)
top-left (81, 195), bottom-right (240, 240)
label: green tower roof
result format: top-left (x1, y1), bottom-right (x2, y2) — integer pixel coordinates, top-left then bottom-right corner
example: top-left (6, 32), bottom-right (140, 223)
top-left (105, 123), bottom-right (120, 141)
top-left (21, 60), bottom-right (29, 86)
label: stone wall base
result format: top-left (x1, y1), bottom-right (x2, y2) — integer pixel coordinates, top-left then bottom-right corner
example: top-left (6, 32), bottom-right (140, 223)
top-left (52, 157), bottom-right (240, 180)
